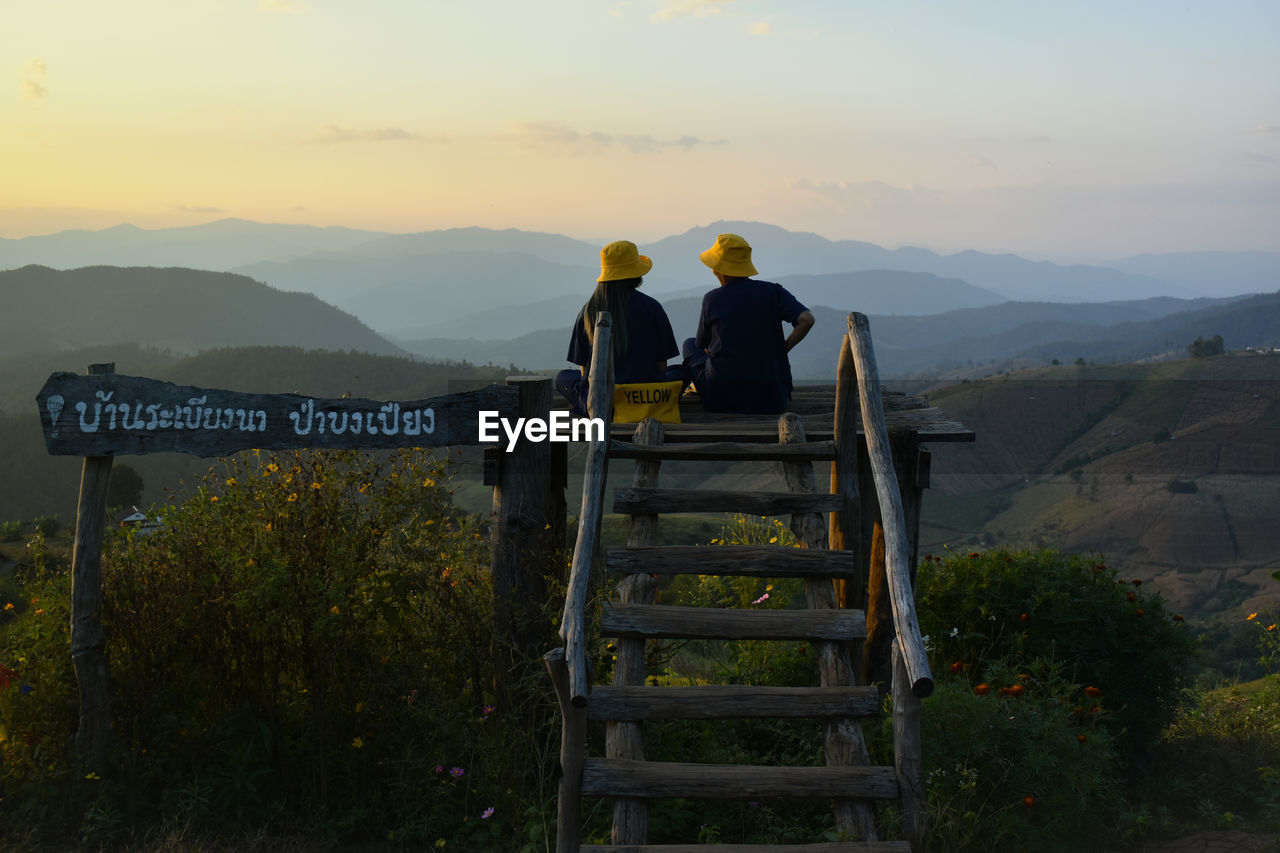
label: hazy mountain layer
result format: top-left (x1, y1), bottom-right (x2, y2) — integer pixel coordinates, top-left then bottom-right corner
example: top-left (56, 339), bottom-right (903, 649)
top-left (0, 265), bottom-right (405, 358)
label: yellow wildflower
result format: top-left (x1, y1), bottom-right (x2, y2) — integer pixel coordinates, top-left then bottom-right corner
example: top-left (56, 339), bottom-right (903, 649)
top-left (330, 605), bottom-right (340, 615)
top-left (1247, 612), bottom-right (1258, 621)
top-left (351, 737), bottom-right (363, 749)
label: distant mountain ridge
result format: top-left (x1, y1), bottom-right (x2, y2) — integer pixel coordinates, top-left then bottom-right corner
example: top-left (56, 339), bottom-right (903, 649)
top-left (0, 265), bottom-right (405, 357)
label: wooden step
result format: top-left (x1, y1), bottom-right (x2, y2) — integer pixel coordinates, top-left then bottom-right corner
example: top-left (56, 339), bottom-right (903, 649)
top-left (609, 439), bottom-right (837, 462)
top-left (581, 758), bottom-right (899, 800)
top-left (608, 545), bottom-right (857, 579)
top-left (588, 685), bottom-right (881, 721)
top-left (614, 487), bottom-right (843, 516)
top-left (582, 843), bottom-right (911, 852)
top-left (601, 603), bottom-right (865, 642)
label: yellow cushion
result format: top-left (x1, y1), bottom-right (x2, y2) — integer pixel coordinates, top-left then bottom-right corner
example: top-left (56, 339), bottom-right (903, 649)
top-left (612, 380), bottom-right (683, 424)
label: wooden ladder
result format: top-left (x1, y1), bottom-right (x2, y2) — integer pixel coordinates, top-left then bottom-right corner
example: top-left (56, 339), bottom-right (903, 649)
top-left (548, 312), bottom-right (932, 853)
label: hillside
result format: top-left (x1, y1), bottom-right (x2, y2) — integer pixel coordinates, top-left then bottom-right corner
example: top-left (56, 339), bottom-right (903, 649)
top-left (0, 265), bottom-right (407, 357)
top-left (394, 292), bottom-right (1262, 379)
top-left (920, 353), bottom-right (1280, 618)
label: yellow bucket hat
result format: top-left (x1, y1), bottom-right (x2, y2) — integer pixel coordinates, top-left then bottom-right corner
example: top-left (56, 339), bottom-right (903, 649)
top-left (699, 233), bottom-right (758, 277)
top-left (598, 240), bottom-right (653, 282)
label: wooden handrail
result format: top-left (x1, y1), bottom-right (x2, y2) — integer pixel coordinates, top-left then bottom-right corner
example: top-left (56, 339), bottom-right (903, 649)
top-left (846, 313), bottom-right (934, 698)
top-left (560, 312), bottom-right (613, 706)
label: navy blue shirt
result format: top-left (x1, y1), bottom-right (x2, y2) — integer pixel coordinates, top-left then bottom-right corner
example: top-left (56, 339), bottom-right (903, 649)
top-left (694, 278), bottom-right (807, 413)
top-left (567, 289), bottom-right (679, 384)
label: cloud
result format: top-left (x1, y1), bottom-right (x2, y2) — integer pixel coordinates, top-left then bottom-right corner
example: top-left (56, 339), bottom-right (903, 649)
top-left (505, 121), bottom-right (723, 155)
top-left (968, 155), bottom-right (998, 170)
top-left (21, 58), bottom-right (47, 101)
top-left (652, 0), bottom-right (739, 22)
top-left (176, 205), bottom-right (226, 214)
top-left (257, 0), bottom-right (308, 12)
top-left (311, 124), bottom-right (444, 144)
top-left (1027, 135), bottom-right (1053, 144)
top-left (750, 20), bottom-right (773, 36)
top-left (1254, 125), bottom-right (1280, 135)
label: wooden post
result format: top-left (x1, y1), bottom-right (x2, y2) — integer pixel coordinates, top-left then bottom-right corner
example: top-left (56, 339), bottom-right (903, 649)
top-left (829, 332), bottom-right (864, 611)
top-left (71, 362), bottom-right (115, 770)
top-left (893, 643), bottom-right (926, 851)
top-left (545, 648), bottom-right (586, 853)
top-left (779, 413), bottom-right (878, 841)
top-left (607, 417), bottom-right (663, 845)
top-left (490, 376), bottom-right (558, 688)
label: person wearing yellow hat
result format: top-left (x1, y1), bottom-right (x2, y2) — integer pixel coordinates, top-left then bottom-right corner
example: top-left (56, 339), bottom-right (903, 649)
top-left (555, 240), bottom-right (684, 414)
top-left (682, 233), bottom-right (815, 413)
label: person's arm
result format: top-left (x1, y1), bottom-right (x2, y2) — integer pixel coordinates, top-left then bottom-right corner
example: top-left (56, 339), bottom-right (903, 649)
top-left (784, 310), bottom-right (815, 352)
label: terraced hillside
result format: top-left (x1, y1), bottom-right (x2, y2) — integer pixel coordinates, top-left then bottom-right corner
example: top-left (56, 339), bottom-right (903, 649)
top-left (921, 352), bottom-right (1280, 618)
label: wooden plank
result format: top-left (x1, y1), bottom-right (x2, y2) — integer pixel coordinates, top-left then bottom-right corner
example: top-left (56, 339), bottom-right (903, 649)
top-left (70, 362), bottom-right (114, 771)
top-left (581, 759), bottom-right (899, 800)
top-left (601, 604), bottom-right (865, 641)
top-left (561, 313), bottom-right (614, 707)
top-left (847, 314), bottom-right (933, 699)
top-left (614, 487), bottom-right (842, 516)
top-left (581, 843), bottom-right (912, 853)
top-left (609, 439), bottom-right (837, 462)
top-left (608, 418), bottom-right (664, 845)
top-left (36, 372), bottom-right (519, 456)
top-left (607, 545), bottom-right (859, 578)
top-left (588, 685), bottom-right (881, 721)
top-left (780, 413), bottom-right (878, 841)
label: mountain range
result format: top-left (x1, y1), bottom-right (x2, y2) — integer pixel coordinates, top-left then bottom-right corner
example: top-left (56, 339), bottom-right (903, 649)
top-left (3, 219), bottom-right (1276, 341)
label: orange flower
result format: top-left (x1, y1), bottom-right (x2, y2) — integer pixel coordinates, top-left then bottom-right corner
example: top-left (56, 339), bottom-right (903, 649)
top-left (1023, 795), bottom-right (1036, 808)
top-left (1077, 733), bottom-right (1088, 743)
top-left (1135, 608), bottom-right (1145, 617)
top-left (1006, 684), bottom-right (1026, 698)
top-left (948, 660), bottom-right (966, 674)
top-left (1084, 686), bottom-right (1102, 698)
top-left (1131, 579), bottom-right (1142, 586)
top-left (1173, 614), bottom-right (1184, 622)
top-left (1126, 591), bottom-right (1137, 601)
top-left (1020, 612), bottom-right (1030, 622)
top-left (974, 683), bottom-right (990, 696)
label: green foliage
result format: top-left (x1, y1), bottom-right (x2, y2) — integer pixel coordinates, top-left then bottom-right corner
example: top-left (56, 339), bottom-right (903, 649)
top-left (32, 514), bottom-right (60, 538)
top-left (1188, 334), bottom-right (1225, 358)
top-left (1144, 678), bottom-right (1280, 832)
top-left (903, 658), bottom-right (1120, 853)
top-left (0, 520), bottom-right (21, 542)
top-left (0, 450), bottom-right (558, 848)
top-left (918, 548), bottom-right (1194, 765)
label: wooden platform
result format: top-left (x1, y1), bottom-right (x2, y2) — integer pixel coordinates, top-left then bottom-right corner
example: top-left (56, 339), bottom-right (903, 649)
top-left (597, 384), bottom-right (973, 443)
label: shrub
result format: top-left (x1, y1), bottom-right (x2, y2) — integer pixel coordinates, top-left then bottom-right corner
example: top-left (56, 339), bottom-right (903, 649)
top-left (32, 515), bottom-right (60, 538)
top-left (918, 548), bottom-right (1194, 766)
top-left (1, 450), bottom-right (560, 848)
top-left (1166, 478), bottom-right (1198, 494)
top-left (899, 658), bottom-right (1120, 853)
top-left (0, 520), bottom-right (22, 542)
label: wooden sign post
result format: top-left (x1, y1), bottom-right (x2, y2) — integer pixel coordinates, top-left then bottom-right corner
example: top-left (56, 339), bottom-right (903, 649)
top-left (38, 366), bottom-right (522, 768)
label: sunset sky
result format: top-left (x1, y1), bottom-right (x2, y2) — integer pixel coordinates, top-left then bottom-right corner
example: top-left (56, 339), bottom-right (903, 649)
top-left (5, 0), bottom-right (1278, 260)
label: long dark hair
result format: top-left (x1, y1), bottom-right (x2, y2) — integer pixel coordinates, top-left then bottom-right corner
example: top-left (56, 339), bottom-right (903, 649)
top-left (582, 277), bottom-right (640, 360)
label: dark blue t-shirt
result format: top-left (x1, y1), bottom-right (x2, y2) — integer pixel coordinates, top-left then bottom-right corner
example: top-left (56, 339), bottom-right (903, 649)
top-left (694, 278), bottom-right (807, 413)
top-left (567, 289), bottom-right (679, 384)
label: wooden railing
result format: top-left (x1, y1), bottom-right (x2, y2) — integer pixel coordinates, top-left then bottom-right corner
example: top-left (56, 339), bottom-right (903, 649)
top-left (559, 312), bottom-right (614, 707)
top-left (845, 312), bottom-right (934, 698)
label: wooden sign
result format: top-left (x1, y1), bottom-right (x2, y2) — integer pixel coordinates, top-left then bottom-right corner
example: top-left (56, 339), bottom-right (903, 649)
top-left (36, 371), bottom-right (519, 457)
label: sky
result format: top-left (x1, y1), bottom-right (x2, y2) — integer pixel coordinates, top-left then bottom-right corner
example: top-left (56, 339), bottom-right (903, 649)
top-left (4, 0), bottom-right (1278, 261)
